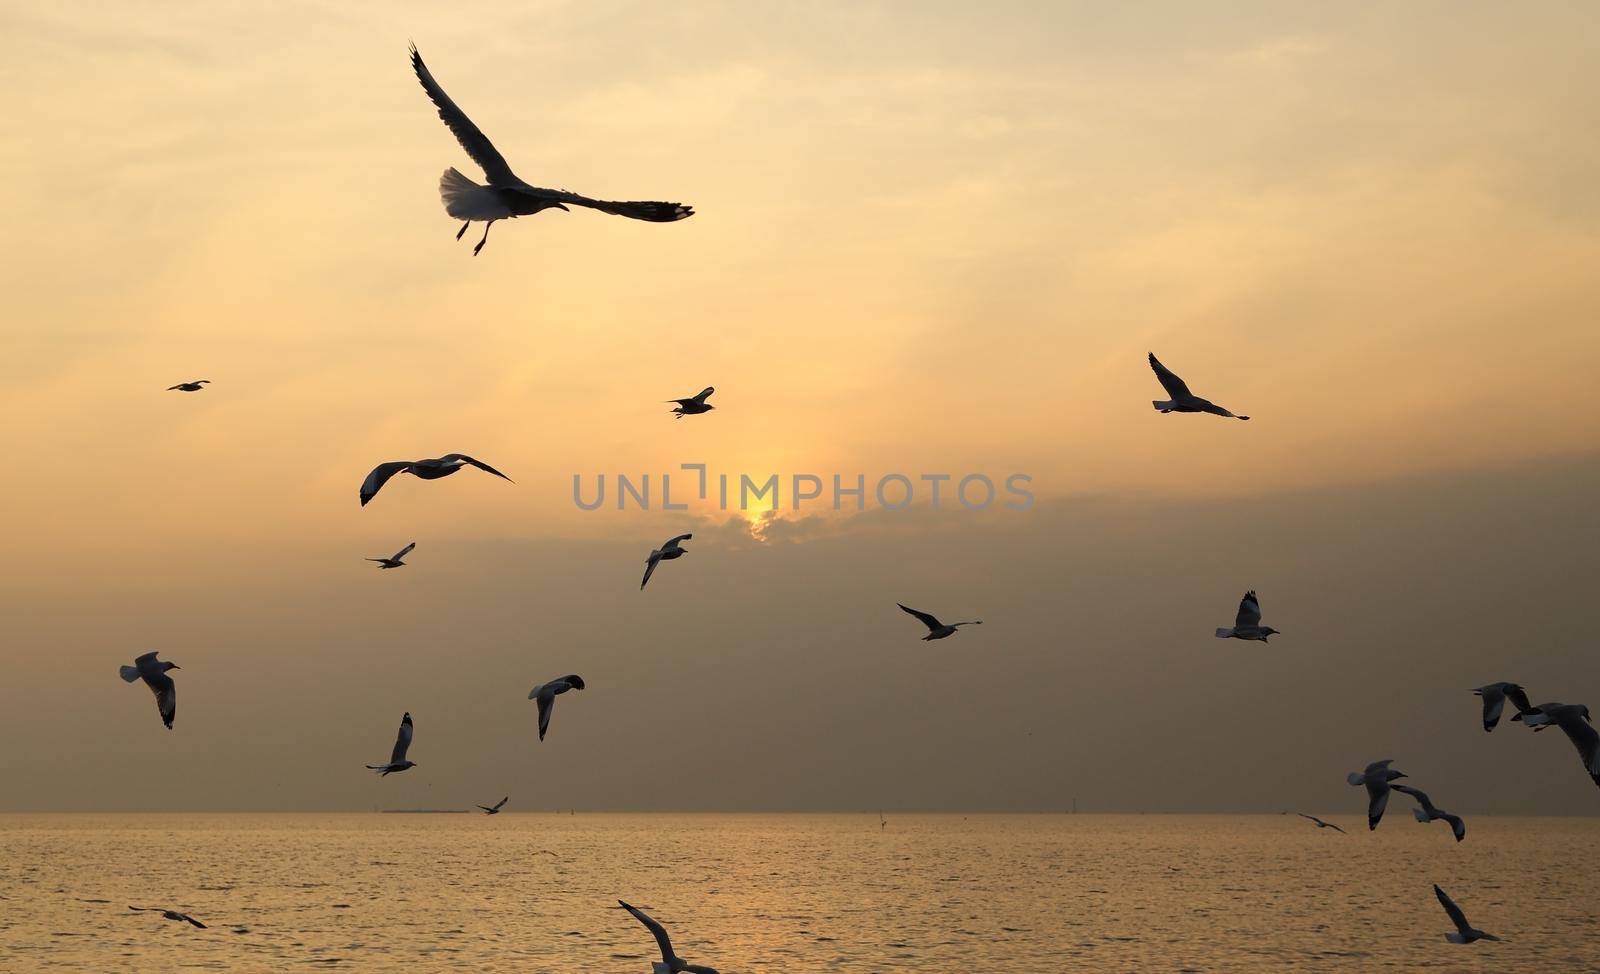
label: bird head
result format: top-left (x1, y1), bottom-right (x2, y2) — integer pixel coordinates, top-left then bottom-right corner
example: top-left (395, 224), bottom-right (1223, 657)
top-left (1385, 770), bottom-right (1407, 781)
top-left (1262, 627), bottom-right (1281, 638)
top-left (163, 662), bottom-right (181, 672)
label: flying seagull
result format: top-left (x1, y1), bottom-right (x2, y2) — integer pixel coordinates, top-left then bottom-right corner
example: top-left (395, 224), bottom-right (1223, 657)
top-left (1391, 784), bottom-right (1466, 842)
top-left (166, 380), bottom-right (210, 392)
top-left (1148, 353), bottom-right (1249, 420)
top-left (476, 796), bottom-right (509, 815)
top-left (1516, 702), bottom-right (1599, 790)
top-left (366, 712), bottom-right (417, 776)
top-left (409, 44), bottom-right (694, 256)
top-left (641, 534), bottom-right (692, 590)
top-left (119, 652), bottom-right (179, 730)
top-left (1473, 682), bottom-right (1535, 732)
top-left (618, 900), bottom-right (720, 974)
top-left (667, 387), bottom-right (715, 419)
top-left (527, 674), bottom-right (586, 741)
top-left (128, 906), bottom-right (206, 929)
top-left (1346, 759), bottom-right (1407, 830)
top-left (1296, 813), bottom-right (1346, 834)
top-left (366, 541), bottom-right (417, 569)
top-left (360, 455), bottom-right (512, 506)
top-left (1433, 885), bottom-right (1500, 944)
top-left (897, 603), bottom-right (982, 640)
top-left (1215, 591), bottom-right (1279, 642)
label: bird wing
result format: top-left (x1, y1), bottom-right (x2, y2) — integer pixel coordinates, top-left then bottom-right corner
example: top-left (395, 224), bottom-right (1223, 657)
top-left (391, 541), bottom-right (417, 561)
top-left (1441, 812), bottom-right (1466, 841)
top-left (361, 461), bottom-right (412, 507)
top-left (1364, 780), bottom-right (1390, 829)
top-left (619, 900), bottom-right (678, 964)
top-left (1556, 713), bottom-right (1600, 785)
top-left (1200, 400), bottom-right (1247, 420)
top-left (692, 386), bottom-right (714, 403)
top-left (181, 913), bottom-right (207, 929)
top-left (512, 184), bottom-right (694, 223)
top-left (641, 553), bottom-right (661, 589)
top-left (898, 603), bottom-right (943, 631)
top-left (148, 672), bottom-right (176, 729)
top-left (1390, 784), bottom-right (1436, 816)
top-left (409, 44), bottom-right (519, 186)
top-left (1235, 591), bottom-right (1262, 629)
top-left (1327, 821), bottom-right (1347, 834)
top-left (1363, 759), bottom-right (1395, 775)
top-left (536, 688), bottom-right (555, 740)
top-left (663, 533), bottom-right (693, 550)
top-left (1434, 885), bottom-right (1472, 935)
top-left (1505, 684), bottom-right (1534, 715)
top-left (166, 384), bottom-right (185, 390)
top-left (439, 454), bottom-right (513, 482)
top-left (1480, 687), bottom-right (1507, 731)
top-left (493, 796), bottom-right (508, 811)
top-left (1147, 353), bottom-right (1193, 400)
top-left (391, 713), bottom-right (413, 764)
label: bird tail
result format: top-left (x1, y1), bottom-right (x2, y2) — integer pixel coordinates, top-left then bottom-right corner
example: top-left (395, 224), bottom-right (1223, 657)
top-left (1215, 628), bottom-right (1234, 638)
top-left (1153, 400), bottom-right (1175, 412)
top-left (119, 665), bottom-right (141, 683)
top-left (1346, 772), bottom-right (1365, 786)
top-left (438, 167), bottom-right (506, 221)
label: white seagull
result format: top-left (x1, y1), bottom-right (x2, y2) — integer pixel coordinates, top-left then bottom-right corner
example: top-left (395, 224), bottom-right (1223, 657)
top-left (360, 455), bottom-right (512, 506)
top-left (897, 603), bottom-right (982, 641)
top-left (129, 906), bottom-right (206, 929)
top-left (476, 796), bottom-right (509, 815)
top-left (366, 541), bottom-right (416, 569)
top-left (166, 380), bottom-right (210, 392)
top-left (1215, 590), bottom-right (1279, 642)
top-left (119, 652), bottom-right (179, 730)
top-left (1346, 759), bottom-right (1407, 830)
top-left (1433, 885), bottom-right (1500, 944)
top-left (527, 674), bottom-right (586, 741)
top-left (409, 44), bottom-right (694, 256)
top-left (1296, 813), bottom-right (1346, 834)
top-left (1516, 702), bottom-right (1599, 790)
top-left (667, 387), bottom-right (715, 419)
top-left (1148, 352), bottom-right (1249, 420)
top-left (641, 534), bottom-right (692, 590)
top-left (618, 900), bottom-right (720, 974)
top-left (366, 712), bottom-right (417, 776)
top-left (1390, 784), bottom-right (1466, 842)
top-left (1472, 682), bottom-right (1535, 732)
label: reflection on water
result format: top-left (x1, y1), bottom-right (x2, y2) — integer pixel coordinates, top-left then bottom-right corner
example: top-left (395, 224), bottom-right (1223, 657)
top-left (2, 813), bottom-right (1597, 971)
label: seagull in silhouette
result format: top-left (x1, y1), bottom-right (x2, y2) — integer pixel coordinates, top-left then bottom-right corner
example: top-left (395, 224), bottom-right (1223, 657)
top-left (366, 541), bottom-right (416, 569)
top-left (527, 675), bottom-right (585, 741)
top-left (166, 380), bottom-right (210, 392)
top-left (119, 652), bottom-right (179, 730)
top-left (1473, 682), bottom-right (1535, 731)
top-left (1391, 784), bottom-right (1465, 842)
top-left (1433, 885), bottom-right (1500, 944)
top-left (360, 455), bottom-right (512, 506)
top-left (1516, 702), bottom-right (1599, 790)
top-left (1346, 759), bottom-right (1407, 830)
top-left (408, 44), bottom-right (694, 256)
top-left (1296, 813), bottom-right (1346, 834)
top-left (1214, 590), bottom-right (1279, 642)
top-left (641, 534), bottom-right (692, 589)
top-left (897, 603), bottom-right (982, 640)
top-left (1148, 353), bottom-right (1249, 420)
top-left (618, 900), bottom-right (719, 974)
top-left (476, 796), bottom-right (508, 815)
top-left (366, 712), bottom-right (417, 776)
top-left (129, 906), bottom-right (206, 929)
top-left (667, 387), bottom-right (715, 419)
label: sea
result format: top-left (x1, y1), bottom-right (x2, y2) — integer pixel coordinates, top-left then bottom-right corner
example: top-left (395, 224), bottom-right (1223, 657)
top-left (2, 813), bottom-right (1596, 972)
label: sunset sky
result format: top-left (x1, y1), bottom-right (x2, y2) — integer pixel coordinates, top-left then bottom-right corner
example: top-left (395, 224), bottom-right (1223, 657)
top-left (1, 1), bottom-right (1596, 812)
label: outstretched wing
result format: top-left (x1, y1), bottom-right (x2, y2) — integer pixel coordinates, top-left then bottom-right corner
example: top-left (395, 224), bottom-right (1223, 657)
top-left (1390, 783), bottom-right (1436, 816)
top-left (361, 461), bottom-right (412, 507)
top-left (1200, 400), bottom-right (1248, 420)
top-left (1556, 715), bottom-right (1600, 787)
top-left (619, 900), bottom-right (679, 964)
top-left (493, 796), bottom-right (508, 811)
top-left (1434, 885), bottom-right (1471, 935)
top-left (409, 44), bottom-right (519, 186)
top-left (391, 713), bottom-right (414, 764)
top-left (535, 689), bottom-right (555, 740)
top-left (1147, 353), bottom-right (1192, 400)
top-left (1365, 780), bottom-right (1390, 829)
top-left (514, 185), bottom-right (694, 223)
top-left (1363, 759), bottom-right (1395, 775)
top-left (148, 673), bottom-right (176, 729)
top-left (692, 386), bottom-right (714, 403)
top-left (392, 541), bottom-right (417, 561)
top-left (1504, 684), bottom-right (1534, 715)
top-left (439, 454), bottom-right (513, 482)
top-left (898, 603), bottom-right (943, 632)
top-left (641, 552), bottom-right (661, 590)
top-left (1480, 686), bottom-right (1507, 731)
top-left (1235, 591), bottom-right (1262, 629)
top-left (181, 913), bottom-right (207, 929)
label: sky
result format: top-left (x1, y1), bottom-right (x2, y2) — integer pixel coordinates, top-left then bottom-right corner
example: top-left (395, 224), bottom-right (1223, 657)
top-left (0, 1), bottom-right (1597, 812)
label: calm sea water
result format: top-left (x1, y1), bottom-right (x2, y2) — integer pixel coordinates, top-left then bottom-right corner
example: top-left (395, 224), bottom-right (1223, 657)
top-left (2, 813), bottom-right (1596, 972)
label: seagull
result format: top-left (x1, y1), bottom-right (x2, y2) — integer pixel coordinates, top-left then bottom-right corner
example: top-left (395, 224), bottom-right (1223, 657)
top-left (1296, 813), bottom-right (1346, 834)
top-left (1516, 702), bottom-right (1599, 790)
top-left (119, 652), bottom-right (179, 730)
top-left (360, 455), bottom-right (512, 506)
top-left (1214, 590), bottom-right (1279, 642)
top-left (618, 900), bottom-right (720, 974)
top-left (641, 534), bottom-right (692, 589)
top-left (476, 796), bottom-right (509, 815)
top-left (897, 603), bottom-right (982, 640)
top-left (166, 380), bottom-right (210, 392)
top-left (366, 541), bottom-right (417, 569)
top-left (366, 712), bottom-right (417, 776)
top-left (128, 906), bottom-right (206, 929)
top-left (1148, 352), bottom-right (1249, 420)
top-left (1346, 759), bottom-right (1407, 830)
top-left (1473, 682), bottom-right (1535, 731)
top-left (667, 387), bottom-right (715, 419)
top-left (409, 44), bottom-right (694, 256)
top-left (1433, 885), bottom-right (1500, 944)
top-left (527, 675), bottom-right (586, 741)
top-left (1390, 784), bottom-right (1466, 842)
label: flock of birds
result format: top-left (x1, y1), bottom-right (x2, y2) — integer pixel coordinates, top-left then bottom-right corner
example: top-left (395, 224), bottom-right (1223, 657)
top-left (106, 38), bottom-right (1591, 962)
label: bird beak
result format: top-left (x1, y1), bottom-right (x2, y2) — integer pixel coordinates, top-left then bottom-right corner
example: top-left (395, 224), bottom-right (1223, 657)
top-left (170, 665), bottom-right (181, 670)
top-left (554, 202), bottom-right (570, 212)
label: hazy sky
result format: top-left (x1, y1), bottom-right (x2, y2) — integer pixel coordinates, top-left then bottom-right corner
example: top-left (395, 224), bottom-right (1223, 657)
top-left (1, 1), bottom-right (1597, 812)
